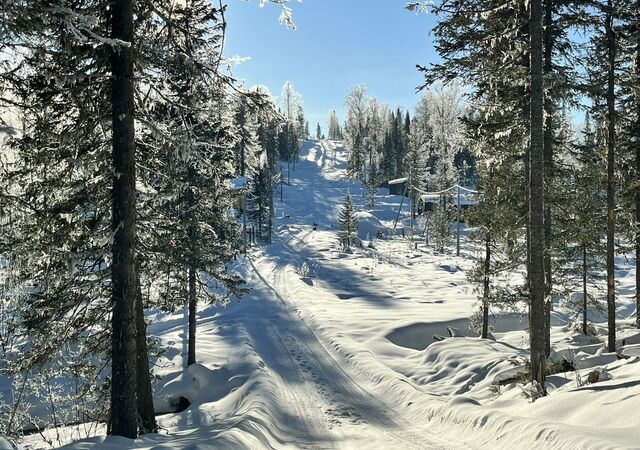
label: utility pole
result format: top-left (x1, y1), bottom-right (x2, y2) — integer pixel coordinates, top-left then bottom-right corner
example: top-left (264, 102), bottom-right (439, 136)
top-left (393, 182), bottom-right (408, 230)
top-left (242, 195), bottom-right (247, 255)
top-left (409, 176), bottom-right (414, 235)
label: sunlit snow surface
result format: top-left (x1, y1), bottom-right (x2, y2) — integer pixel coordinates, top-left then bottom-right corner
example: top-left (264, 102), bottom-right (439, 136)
top-left (17, 140), bottom-right (640, 449)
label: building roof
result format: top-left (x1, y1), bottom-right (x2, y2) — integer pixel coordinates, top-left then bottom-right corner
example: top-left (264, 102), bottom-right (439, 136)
top-left (388, 177), bottom-right (408, 185)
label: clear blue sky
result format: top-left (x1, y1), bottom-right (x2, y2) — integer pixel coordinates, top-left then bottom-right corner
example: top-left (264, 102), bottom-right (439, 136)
top-left (225, 0), bottom-right (438, 133)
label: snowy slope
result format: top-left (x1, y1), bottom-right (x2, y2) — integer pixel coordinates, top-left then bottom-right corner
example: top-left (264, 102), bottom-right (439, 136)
top-left (16, 140), bottom-right (640, 449)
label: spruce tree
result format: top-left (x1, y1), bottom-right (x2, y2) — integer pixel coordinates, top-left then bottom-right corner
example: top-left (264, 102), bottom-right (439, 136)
top-left (249, 163), bottom-right (274, 242)
top-left (338, 195), bottom-right (358, 249)
top-left (329, 110), bottom-right (342, 140)
top-left (0, 0), bottom-right (146, 436)
top-left (556, 117), bottom-right (607, 335)
top-left (344, 85), bottom-right (369, 179)
top-left (582, 0), bottom-right (622, 352)
top-left (233, 96), bottom-right (262, 177)
top-left (405, 118), bottom-right (429, 218)
top-left (137, 0), bottom-right (245, 371)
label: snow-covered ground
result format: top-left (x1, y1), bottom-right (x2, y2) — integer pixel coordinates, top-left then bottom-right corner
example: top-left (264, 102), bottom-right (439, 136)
top-left (13, 140), bottom-right (640, 449)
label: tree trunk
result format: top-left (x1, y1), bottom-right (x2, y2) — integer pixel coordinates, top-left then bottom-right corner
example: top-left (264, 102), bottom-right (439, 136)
top-left (544, 300), bottom-right (551, 358)
top-left (136, 282), bottom-right (157, 434)
top-left (109, 0), bottom-right (139, 438)
top-left (543, 0), bottom-right (554, 358)
top-left (268, 166), bottom-right (274, 244)
top-left (482, 235), bottom-right (491, 339)
top-left (635, 20), bottom-right (640, 329)
top-left (605, 0), bottom-right (617, 353)
top-left (188, 266), bottom-right (197, 366)
top-left (529, 0), bottom-right (547, 392)
top-left (583, 245), bottom-right (588, 335)
top-left (240, 137), bottom-right (245, 177)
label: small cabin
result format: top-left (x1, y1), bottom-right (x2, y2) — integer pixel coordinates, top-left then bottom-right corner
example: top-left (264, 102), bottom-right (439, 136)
top-left (388, 177), bottom-right (408, 196)
top-left (419, 194), bottom-right (440, 213)
top-left (459, 192), bottom-right (479, 210)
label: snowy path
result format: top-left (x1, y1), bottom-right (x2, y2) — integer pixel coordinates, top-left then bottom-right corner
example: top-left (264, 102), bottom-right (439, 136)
top-left (228, 140), bottom-right (455, 448)
top-left (245, 255), bottom-right (450, 449)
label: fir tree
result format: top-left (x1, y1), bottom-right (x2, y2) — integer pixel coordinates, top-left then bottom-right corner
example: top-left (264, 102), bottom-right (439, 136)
top-left (249, 161), bottom-right (274, 243)
top-left (338, 195), bottom-right (358, 249)
top-left (233, 95), bottom-right (262, 177)
top-left (328, 110), bottom-right (342, 140)
top-left (405, 118), bottom-right (429, 217)
top-left (137, 0), bottom-right (245, 373)
top-left (344, 85), bottom-right (369, 179)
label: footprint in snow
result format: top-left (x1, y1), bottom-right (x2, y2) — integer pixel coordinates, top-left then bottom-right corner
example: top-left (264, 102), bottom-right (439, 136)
top-left (325, 405), bottom-right (364, 426)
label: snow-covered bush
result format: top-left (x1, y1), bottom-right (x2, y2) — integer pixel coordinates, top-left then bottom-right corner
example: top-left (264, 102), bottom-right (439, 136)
top-left (298, 262), bottom-right (310, 278)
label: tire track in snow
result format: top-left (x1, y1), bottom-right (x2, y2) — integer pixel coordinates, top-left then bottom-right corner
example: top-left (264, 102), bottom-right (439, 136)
top-left (241, 259), bottom-right (340, 449)
top-left (248, 255), bottom-right (451, 449)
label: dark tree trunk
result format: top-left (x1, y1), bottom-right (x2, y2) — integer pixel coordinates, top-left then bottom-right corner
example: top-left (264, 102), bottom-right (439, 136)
top-left (185, 162), bottom-right (198, 367)
top-left (109, 0), bottom-right (139, 438)
top-left (188, 265), bottom-right (197, 366)
top-left (268, 166), bottom-right (274, 244)
top-left (544, 300), bottom-right (551, 358)
top-left (605, 0), bottom-right (617, 353)
top-left (240, 137), bottom-right (245, 177)
top-left (524, 150), bottom-right (531, 302)
top-left (583, 245), bottom-right (588, 335)
top-left (543, 0), bottom-right (554, 358)
top-left (482, 235), bottom-right (491, 339)
top-left (136, 282), bottom-right (157, 434)
top-left (635, 21), bottom-right (640, 329)
top-left (529, 0), bottom-right (547, 391)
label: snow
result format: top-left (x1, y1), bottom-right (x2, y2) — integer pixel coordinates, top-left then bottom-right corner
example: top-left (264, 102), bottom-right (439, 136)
top-left (0, 437), bottom-right (16, 450)
top-left (419, 192), bottom-right (478, 206)
top-left (459, 193), bottom-right (478, 206)
top-left (420, 193), bottom-right (440, 203)
top-left (352, 211), bottom-right (385, 240)
top-left (8, 139), bottom-right (640, 449)
top-left (387, 177), bottom-right (407, 185)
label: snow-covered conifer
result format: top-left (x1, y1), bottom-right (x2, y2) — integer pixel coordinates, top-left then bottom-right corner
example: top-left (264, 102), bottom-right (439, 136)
top-left (338, 195), bottom-right (359, 249)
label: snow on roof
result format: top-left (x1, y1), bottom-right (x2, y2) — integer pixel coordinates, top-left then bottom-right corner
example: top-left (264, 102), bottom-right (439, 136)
top-left (419, 192), bottom-right (479, 205)
top-left (231, 177), bottom-right (248, 191)
top-left (388, 177), bottom-right (408, 185)
top-left (460, 196), bottom-right (479, 206)
top-left (420, 194), bottom-right (440, 203)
